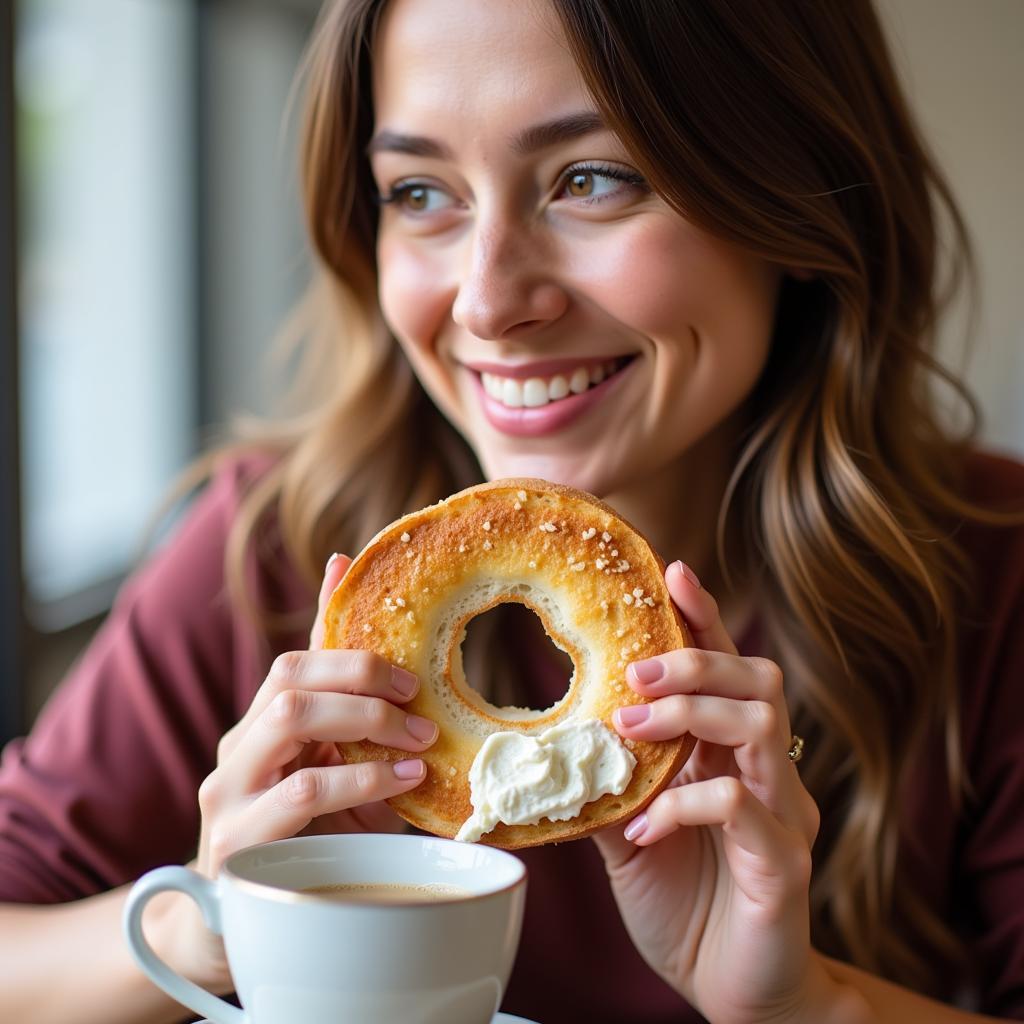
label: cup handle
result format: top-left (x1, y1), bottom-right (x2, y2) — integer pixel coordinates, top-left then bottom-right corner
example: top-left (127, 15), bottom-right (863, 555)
top-left (123, 865), bottom-right (245, 1024)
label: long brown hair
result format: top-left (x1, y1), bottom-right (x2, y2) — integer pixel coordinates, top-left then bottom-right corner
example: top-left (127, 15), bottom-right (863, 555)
top-left (183, 0), bottom-right (1000, 998)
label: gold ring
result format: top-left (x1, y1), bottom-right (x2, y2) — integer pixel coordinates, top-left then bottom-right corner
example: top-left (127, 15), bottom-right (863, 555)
top-left (787, 734), bottom-right (805, 763)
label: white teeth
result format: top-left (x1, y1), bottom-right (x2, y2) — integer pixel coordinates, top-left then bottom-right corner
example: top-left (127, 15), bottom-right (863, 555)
top-left (548, 375), bottom-right (569, 400)
top-left (480, 359), bottom-right (626, 409)
top-left (569, 367), bottom-right (590, 394)
top-left (522, 378), bottom-right (549, 407)
top-left (501, 378), bottom-right (524, 407)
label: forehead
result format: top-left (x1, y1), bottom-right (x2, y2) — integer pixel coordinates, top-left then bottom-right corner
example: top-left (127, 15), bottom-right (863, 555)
top-left (372, 0), bottom-right (591, 127)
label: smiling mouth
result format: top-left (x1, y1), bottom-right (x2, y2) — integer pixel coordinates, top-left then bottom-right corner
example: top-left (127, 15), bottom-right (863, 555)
top-left (478, 356), bottom-right (636, 410)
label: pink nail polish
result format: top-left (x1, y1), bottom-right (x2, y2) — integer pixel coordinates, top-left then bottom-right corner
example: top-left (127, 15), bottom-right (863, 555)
top-left (624, 813), bottom-right (648, 842)
top-left (616, 704), bottom-right (651, 728)
top-left (391, 666), bottom-right (419, 698)
top-left (678, 561), bottom-right (701, 589)
top-left (406, 715), bottom-right (438, 744)
top-left (394, 759), bottom-right (425, 780)
top-left (628, 658), bottom-right (664, 686)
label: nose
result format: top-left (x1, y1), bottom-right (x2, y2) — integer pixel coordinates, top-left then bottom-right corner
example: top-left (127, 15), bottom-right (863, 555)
top-left (451, 218), bottom-right (568, 339)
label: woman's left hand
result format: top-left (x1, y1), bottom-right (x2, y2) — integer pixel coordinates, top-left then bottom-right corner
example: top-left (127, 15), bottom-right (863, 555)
top-left (592, 560), bottom-right (838, 1024)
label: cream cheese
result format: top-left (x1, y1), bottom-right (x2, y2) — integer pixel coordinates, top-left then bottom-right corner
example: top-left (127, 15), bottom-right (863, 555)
top-left (455, 718), bottom-right (636, 843)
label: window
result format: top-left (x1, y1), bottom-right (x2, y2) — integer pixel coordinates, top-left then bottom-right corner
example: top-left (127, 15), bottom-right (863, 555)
top-left (17, 0), bottom-right (195, 627)
top-left (4, 0), bottom-right (317, 742)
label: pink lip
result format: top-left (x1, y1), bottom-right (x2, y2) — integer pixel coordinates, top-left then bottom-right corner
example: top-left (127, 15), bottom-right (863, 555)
top-left (462, 354), bottom-right (631, 380)
top-left (469, 358), bottom-right (636, 438)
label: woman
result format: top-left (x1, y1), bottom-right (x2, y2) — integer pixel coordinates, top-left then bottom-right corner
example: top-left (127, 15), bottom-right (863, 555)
top-left (1, 0), bottom-right (1022, 1021)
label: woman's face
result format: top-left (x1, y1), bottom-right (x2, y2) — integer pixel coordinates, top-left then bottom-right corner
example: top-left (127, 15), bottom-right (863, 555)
top-left (370, 0), bottom-right (781, 497)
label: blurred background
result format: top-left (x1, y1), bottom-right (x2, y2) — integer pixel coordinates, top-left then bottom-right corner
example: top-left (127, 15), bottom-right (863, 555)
top-left (0, 0), bottom-right (1022, 744)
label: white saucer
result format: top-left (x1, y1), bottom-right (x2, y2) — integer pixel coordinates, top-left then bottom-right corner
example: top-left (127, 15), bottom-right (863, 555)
top-left (195, 1016), bottom-right (537, 1023)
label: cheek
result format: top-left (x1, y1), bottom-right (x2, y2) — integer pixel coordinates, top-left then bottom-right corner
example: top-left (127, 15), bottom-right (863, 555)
top-left (571, 217), bottom-right (778, 355)
top-left (377, 235), bottom-right (452, 350)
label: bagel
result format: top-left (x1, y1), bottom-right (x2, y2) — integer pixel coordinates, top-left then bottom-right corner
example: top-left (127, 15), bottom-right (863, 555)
top-left (322, 478), bottom-right (695, 848)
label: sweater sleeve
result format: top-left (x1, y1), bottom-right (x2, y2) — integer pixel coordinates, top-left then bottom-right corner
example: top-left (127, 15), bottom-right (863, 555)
top-left (0, 459), bottom-right (272, 903)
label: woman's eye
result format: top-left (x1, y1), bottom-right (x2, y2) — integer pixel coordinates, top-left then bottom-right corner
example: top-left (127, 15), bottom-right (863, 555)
top-left (565, 171), bottom-right (616, 199)
top-left (559, 166), bottom-right (646, 204)
top-left (381, 183), bottom-right (455, 215)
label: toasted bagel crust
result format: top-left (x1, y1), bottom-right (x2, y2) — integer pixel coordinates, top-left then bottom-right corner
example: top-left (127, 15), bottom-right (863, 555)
top-left (322, 478), bottom-right (695, 848)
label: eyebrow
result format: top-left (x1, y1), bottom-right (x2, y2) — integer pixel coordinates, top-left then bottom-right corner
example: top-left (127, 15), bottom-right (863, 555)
top-left (366, 110), bottom-right (607, 160)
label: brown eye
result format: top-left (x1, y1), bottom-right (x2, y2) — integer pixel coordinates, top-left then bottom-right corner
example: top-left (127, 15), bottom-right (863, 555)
top-left (385, 183), bottom-right (456, 215)
top-left (560, 167), bottom-right (644, 203)
top-left (404, 186), bottom-right (429, 211)
top-left (567, 172), bottom-right (594, 197)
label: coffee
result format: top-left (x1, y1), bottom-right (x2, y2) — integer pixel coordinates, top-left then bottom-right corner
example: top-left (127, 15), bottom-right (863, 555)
top-left (125, 833), bottom-right (526, 1024)
top-left (301, 881), bottom-right (470, 903)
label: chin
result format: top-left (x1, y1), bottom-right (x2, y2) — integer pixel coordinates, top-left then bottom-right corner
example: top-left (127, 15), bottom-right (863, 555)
top-left (478, 447), bottom-right (621, 499)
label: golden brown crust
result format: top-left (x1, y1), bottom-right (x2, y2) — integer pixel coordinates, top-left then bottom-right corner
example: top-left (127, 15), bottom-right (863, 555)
top-left (322, 477), bottom-right (695, 848)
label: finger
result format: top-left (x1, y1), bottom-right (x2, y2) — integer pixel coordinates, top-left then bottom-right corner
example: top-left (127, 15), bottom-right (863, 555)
top-left (229, 760), bottom-right (428, 848)
top-left (627, 648), bottom-right (786, 708)
top-left (615, 694), bottom-right (785, 749)
top-left (665, 561), bottom-right (737, 655)
top-left (218, 648), bottom-right (418, 765)
top-left (238, 648), bottom-right (419, 740)
top-left (614, 693), bottom-right (794, 813)
top-left (309, 553), bottom-right (353, 649)
top-left (225, 690), bottom-right (438, 796)
top-left (622, 780), bottom-right (813, 908)
top-left (624, 776), bottom-right (797, 863)
top-left (625, 648), bottom-right (792, 756)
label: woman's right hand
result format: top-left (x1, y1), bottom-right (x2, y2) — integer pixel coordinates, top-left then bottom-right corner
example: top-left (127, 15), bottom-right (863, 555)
top-left (150, 553), bottom-right (437, 992)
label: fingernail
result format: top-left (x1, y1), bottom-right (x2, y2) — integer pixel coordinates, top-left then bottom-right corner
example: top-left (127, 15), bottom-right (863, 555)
top-left (615, 704), bottom-right (651, 728)
top-left (405, 715), bottom-right (438, 744)
top-left (325, 552), bottom-right (341, 573)
top-left (394, 759), bottom-right (425, 780)
top-left (624, 813), bottom-right (648, 842)
top-left (628, 658), bottom-right (664, 686)
top-left (674, 560), bottom-right (701, 589)
top-left (667, 565), bottom-right (700, 589)
top-left (391, 666), bottom-right (419, 698)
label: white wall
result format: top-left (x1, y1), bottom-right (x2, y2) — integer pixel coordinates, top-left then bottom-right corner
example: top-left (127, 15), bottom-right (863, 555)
top-left (878, 0), bottom-right (1024, 459)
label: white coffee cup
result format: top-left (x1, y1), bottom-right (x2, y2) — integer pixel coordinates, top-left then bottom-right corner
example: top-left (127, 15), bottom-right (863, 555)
top-left (123, 833), bottom-right (527, 1024)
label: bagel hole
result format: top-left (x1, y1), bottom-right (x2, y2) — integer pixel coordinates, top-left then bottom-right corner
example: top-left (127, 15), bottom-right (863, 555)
top-left (461, 602), bottom-right (574, 711)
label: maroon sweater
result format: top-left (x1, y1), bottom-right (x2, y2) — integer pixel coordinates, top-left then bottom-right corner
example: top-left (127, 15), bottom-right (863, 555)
top-left (1, 452), bottom-right (1023, 1021)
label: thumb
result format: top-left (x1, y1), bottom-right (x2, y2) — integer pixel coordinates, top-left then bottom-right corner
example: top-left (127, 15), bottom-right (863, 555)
top-left (664, 560), bottom-right (738, 656)
top-left (309, 552), bottom-right (353, 650)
